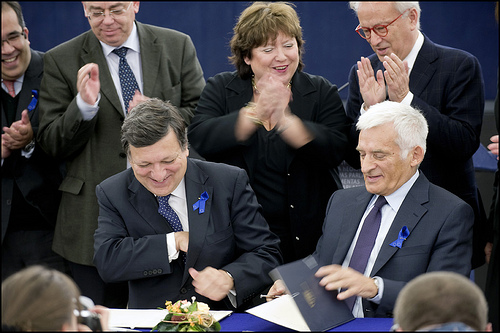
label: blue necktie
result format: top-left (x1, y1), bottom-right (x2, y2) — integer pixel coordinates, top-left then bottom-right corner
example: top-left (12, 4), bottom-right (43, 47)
top-left (158, 194), bottom-right (183, 232)
top-left (158, 194), bottom-right (186, 264)
top-left (112, 47), bottom-right (140, 113)
top-left (345, 195), bottom-right (387, 310)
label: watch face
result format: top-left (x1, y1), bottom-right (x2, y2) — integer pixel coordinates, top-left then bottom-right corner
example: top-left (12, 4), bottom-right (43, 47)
top-left (23, 140), bottom-right (35, 152)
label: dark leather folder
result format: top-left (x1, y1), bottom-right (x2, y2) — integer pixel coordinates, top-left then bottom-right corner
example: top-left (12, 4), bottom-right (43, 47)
top-left (269, 255), bottom-right (354, 331)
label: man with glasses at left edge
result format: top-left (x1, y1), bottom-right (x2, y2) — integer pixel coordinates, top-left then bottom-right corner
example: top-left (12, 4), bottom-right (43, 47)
top-left (36, 1), bottom-right (205, 308)
top-left (1, 2), bottom-right (68, 281)
top-left (344, 2), bottom-right (486, 271)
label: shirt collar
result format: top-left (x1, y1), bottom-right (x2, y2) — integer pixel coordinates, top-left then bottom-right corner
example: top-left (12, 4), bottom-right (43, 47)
top-left (404, 31), bottom-right (424, 74)
top-left (171, 178), bottom-right (186, 201)
top-left (153, 178), bottom-right (186, 201)
top-left (101, 21), bottom-right (140, 57)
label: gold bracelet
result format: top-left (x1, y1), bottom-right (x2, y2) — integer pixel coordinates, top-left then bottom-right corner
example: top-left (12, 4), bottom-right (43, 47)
top-left (243, 102), bottom-right (263, 126)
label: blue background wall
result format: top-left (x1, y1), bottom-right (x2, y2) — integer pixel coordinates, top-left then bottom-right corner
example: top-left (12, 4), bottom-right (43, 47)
top-left (19, 1), bottom-right (499, 100)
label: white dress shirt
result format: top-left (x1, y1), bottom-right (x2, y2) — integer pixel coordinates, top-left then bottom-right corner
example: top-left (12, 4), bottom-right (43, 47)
top-left (161, 178), bottom-right (189, 262)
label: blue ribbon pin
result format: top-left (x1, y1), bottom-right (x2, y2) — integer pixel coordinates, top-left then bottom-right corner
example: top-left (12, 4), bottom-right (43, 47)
top-left (27, 90), bottom-right (38, 112)
top-left (389, 226), bottom-right (410, 249)
top-left (193, 191), bottom-right (209, 214)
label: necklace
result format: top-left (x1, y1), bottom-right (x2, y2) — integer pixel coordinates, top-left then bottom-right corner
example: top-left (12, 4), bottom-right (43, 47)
top-left (252, 75), bottom-right (291, 94)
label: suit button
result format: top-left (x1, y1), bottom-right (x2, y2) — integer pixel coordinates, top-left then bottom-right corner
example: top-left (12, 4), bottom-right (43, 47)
top-left (143, 271), bottom-right (148, 276)
top-left (295, 236), bottom-right (300, 241)
top-left (290, 205), bottom-right (294, 209)
top-left (180, 288), bottom-right (187, 294)
top-left (6, 200), bottom-right (11, 205)
top-left (119, 152), bottom-right (127, 158)
top-left (153, 269), bottom-right (158, 274)
top-left (158, 268), bottom-right (163, 274)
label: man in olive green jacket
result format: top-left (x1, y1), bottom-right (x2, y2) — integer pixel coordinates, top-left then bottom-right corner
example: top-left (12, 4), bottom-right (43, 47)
top-left (37, 1), bottom-right (205, 308)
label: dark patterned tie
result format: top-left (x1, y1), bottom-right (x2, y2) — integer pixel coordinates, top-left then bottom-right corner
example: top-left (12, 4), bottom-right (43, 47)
top-left (112, 47), bottom-right (140, 112)
top-left (158, 194), bottom-right (186, 264)
top-left (345, 195), bottom-right (387, 310)
top-left (158, 194), bottom-right (183, 232)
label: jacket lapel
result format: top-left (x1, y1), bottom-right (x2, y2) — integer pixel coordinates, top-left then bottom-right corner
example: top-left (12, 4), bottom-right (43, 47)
top-left (409, 35), bottom-right (438, 97)
top-left (128, 171), bottom-right (171, 234)
top-left (182, 159), bottom-right (213, 283)
top-left (371, 174), bottom-right (429, 275)
top-left (81, 32), bottom-right (123, 116)
top-left (17, 50), bottom-right (43, 122)
top-left (137, 22), bottom-right (161, 97)
top-left (331, 192), bottom-right (373, 264)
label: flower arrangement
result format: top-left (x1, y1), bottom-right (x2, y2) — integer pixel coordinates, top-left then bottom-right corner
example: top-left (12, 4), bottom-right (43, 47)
top-left (151, 297), bottom-right (221, 332)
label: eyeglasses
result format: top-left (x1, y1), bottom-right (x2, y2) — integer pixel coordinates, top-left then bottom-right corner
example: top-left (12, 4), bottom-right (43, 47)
top-left (1, 31), bottom-right (25, 47)
top-left (86, 2), bottom-right (132, 22)
top-left (355, 9), bottom-right (409, 39)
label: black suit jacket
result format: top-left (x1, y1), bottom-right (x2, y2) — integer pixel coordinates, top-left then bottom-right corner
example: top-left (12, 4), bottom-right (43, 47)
top-left (313, 173), bottom-right (473, 317)
top-left (188, 71), bottom-right (350, 260)
top-left (93, 158), bottom-right (282, 309)
top-left (346, 34), bottom-right (486, 267)
top-left (1, 49), bottom-right (63, 242)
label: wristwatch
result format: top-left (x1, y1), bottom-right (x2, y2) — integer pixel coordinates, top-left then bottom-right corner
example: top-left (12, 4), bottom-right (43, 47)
top-left (23, 139), bottom-right (35, 152)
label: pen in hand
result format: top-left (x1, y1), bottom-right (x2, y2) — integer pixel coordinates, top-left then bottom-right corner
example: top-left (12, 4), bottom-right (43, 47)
top-left (259, 294), bottom-right (281, 299)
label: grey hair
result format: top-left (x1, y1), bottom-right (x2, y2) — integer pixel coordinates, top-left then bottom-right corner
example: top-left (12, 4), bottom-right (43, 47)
top-left (121, 98), bottom-right (188, 158)
top-left (349, 1), bottom-right (421, 30)
top-left (356, 101), bottom-right (428, 159)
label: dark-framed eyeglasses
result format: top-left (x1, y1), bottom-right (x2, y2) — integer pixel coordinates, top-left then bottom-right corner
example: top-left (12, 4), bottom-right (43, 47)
top-left (1, 31), bottom-right (25, 47)
top-left (355, 9), bottom-right (410, 39)
top-left (86, 2), bottom-right (132, 22)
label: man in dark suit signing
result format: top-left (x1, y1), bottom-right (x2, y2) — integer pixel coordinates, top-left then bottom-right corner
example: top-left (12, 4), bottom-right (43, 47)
top-left (269, 101), bottom-right (473, 318)
top-left (36, 2), bottom-right (205, 307)
top-left (93, 98), bottom-right (282, 309)
top-left (345, 1), bottom-right (486, 269)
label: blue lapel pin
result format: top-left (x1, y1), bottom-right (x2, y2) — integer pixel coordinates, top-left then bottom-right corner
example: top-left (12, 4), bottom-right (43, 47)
top-left (389, 226), bottom-right (410, 249)
top-left (193, 191), bottom-right (209, 214)
top-left (27, 90), bottom-right (38, 112)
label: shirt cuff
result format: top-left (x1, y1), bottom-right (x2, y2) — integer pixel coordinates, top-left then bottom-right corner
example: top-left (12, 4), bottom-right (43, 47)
top-left (368, 276), bottom-right (384, 304)
top-left (166, 232), bottom-right (179, 262)
top-left (21, 145), bottom-right (34, 158)
top-left (223, 270), bottom-right (237, 308)
top-left (401, 91), bottom-right (414, 105)
top-left (77, 92), bottom-right (100, 121)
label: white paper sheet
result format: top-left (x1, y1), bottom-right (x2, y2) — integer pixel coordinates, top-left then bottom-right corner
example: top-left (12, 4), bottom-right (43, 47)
top-left (245, 294), bottom-right (310, 331)
top-left (108, 308), bottom-right (232, 329)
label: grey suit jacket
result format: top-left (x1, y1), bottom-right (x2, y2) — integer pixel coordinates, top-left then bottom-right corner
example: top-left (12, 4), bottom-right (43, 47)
top-left (93, 158), bottom-right (282, 309)
top-left (37, 22), bottom-right (205, 265)
top-left (1, 49), bottom-right (63, 242)
top-left (313, 173), bottom-right (473, 317)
